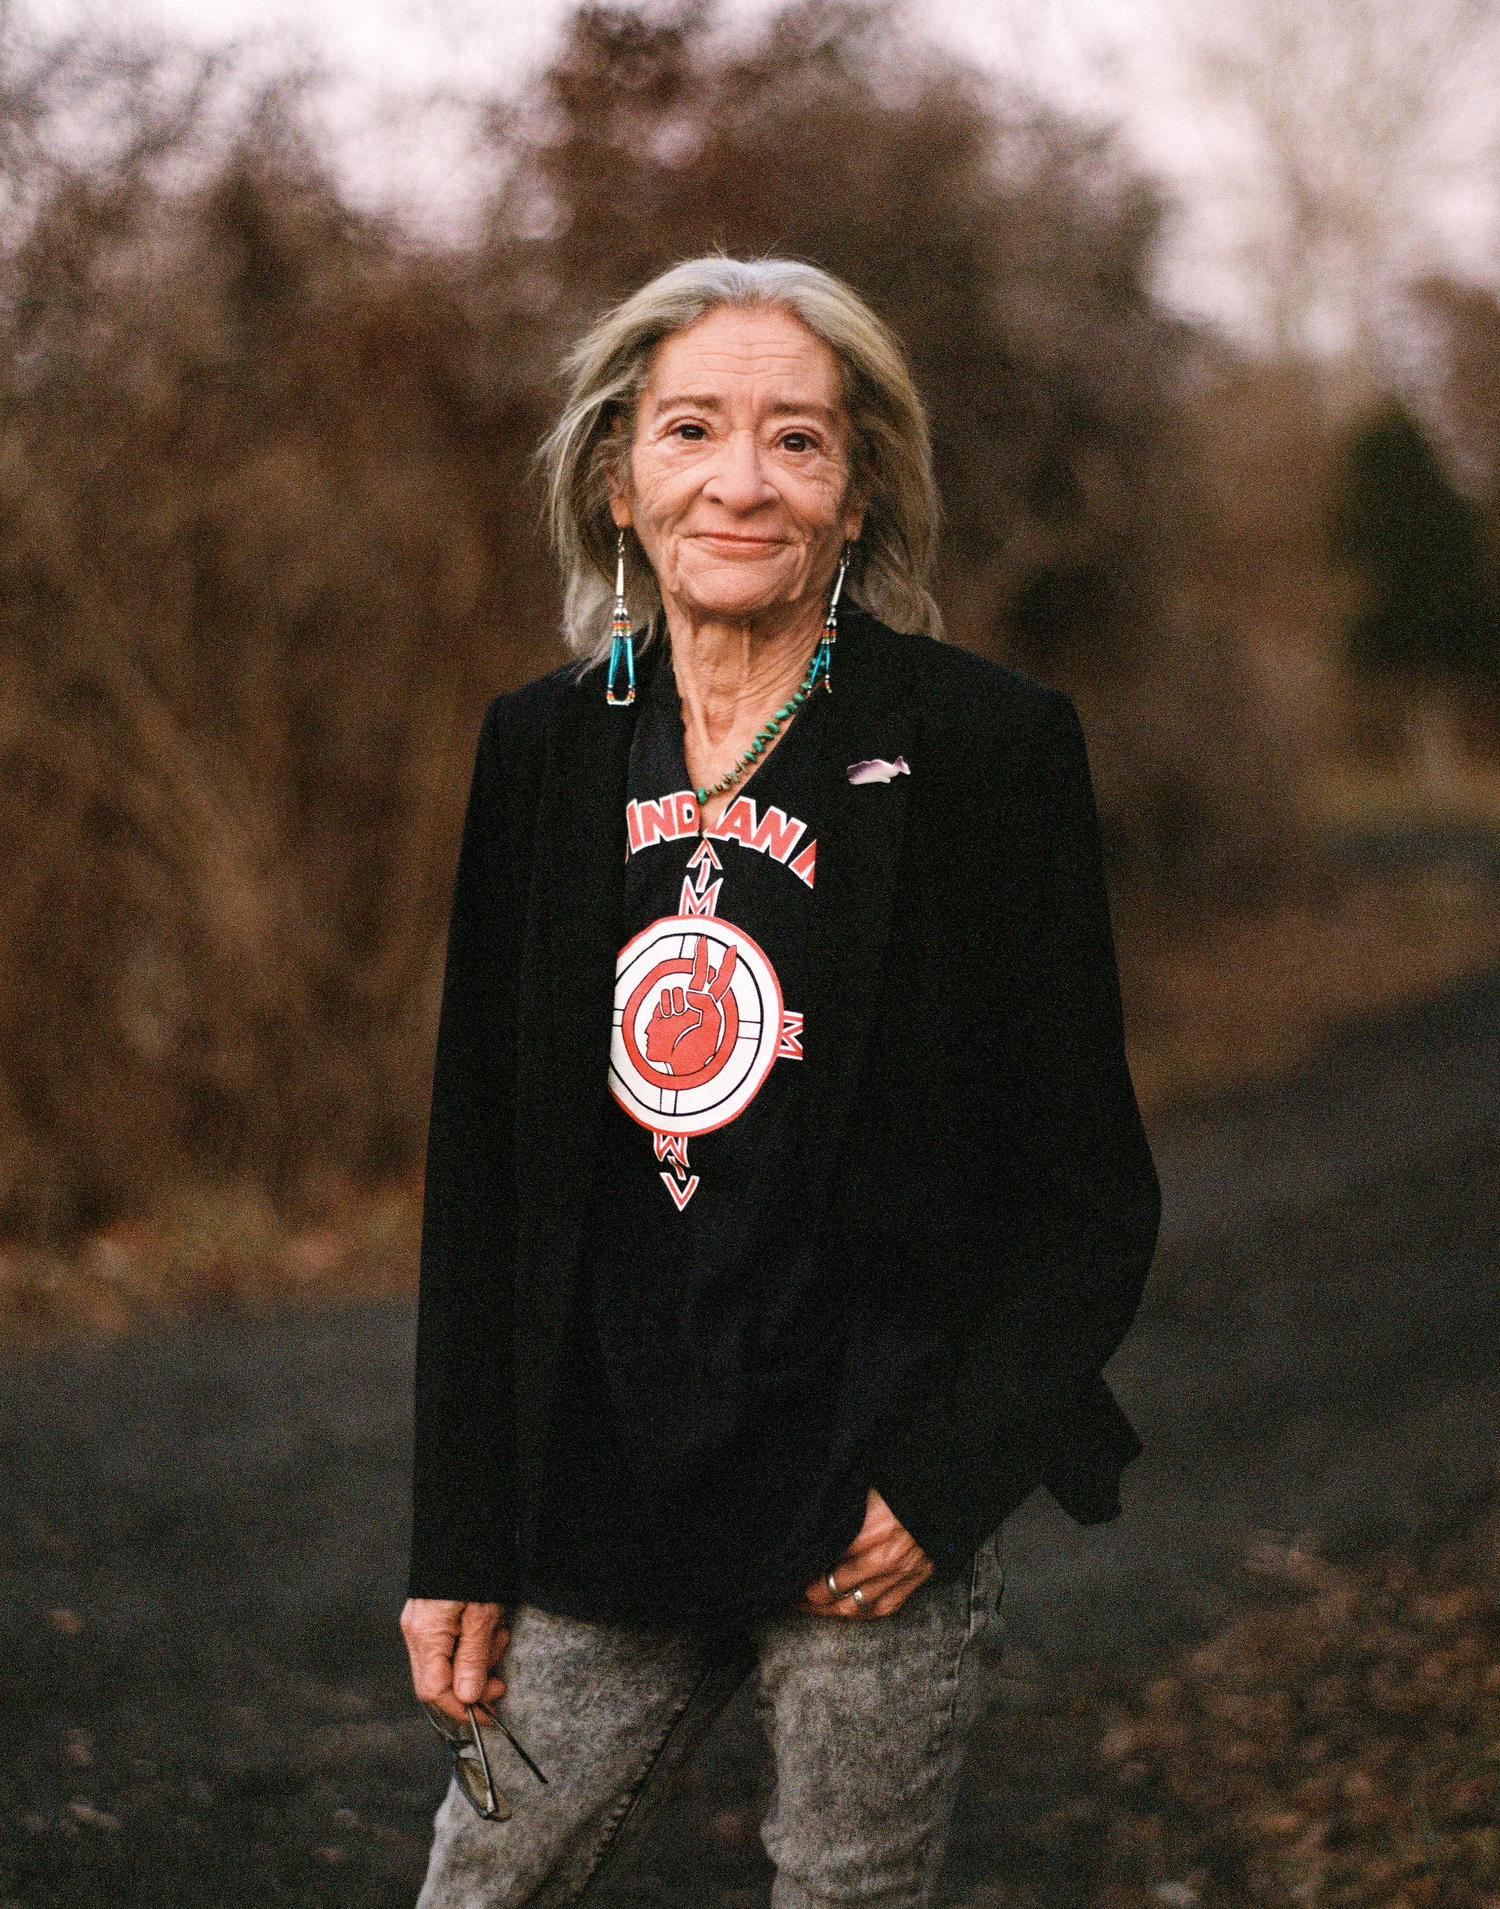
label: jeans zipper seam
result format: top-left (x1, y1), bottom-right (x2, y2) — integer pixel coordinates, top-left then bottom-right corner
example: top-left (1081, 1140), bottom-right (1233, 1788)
top-left (569, 1648), bottom-right (742, 1907)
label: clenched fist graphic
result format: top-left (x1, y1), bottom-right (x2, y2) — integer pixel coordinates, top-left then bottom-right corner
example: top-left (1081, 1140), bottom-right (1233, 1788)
top-left (643, 938), bottom-right (737, 1077)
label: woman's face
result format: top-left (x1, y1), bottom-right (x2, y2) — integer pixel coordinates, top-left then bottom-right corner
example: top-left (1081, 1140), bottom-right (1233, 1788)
top-left (609, 304), bottom-right (865, 636)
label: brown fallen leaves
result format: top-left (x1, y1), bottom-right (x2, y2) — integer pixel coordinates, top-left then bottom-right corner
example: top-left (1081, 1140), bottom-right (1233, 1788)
top-left (1096, 1509), bottom-right (1500, 1908)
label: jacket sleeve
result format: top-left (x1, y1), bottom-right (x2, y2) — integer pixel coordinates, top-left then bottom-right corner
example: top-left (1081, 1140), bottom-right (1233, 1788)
top-left (407, 701), bottom-right (523, 1602)
top-left (867, 692), bottom-right (1160, 1565)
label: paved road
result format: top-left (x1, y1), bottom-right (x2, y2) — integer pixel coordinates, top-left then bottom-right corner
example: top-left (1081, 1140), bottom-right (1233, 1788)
top-left (3, 970), bottom-right (1498, 1908)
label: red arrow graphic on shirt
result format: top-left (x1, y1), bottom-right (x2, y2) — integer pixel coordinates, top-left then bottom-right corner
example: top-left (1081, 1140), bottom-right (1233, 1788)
top-left (685, 839), bottom-right (721, 892)
top-left (659, 1172), bottom-right (700, 1210)
top-left (653, 1131), bottom-right (691, 1175)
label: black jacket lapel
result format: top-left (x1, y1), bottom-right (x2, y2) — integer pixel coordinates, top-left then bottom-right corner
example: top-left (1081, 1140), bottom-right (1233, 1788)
top-left (512, 664), bottom-right (637, 1531)
top-left (801, 611), bottom-right (925, 1213)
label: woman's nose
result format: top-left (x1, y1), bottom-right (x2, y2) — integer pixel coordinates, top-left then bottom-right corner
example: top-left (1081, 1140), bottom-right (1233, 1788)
top-left (704, 431), bottom-right (776, 512)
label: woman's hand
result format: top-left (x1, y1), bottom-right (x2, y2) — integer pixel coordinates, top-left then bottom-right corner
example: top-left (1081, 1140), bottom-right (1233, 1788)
top-left (799, 1488), bottom-right (934, 1618)
top-left (400, 1598), bottom-right (509, 1723)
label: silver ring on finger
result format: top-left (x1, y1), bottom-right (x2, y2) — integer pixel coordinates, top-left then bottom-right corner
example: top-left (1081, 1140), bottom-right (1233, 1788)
top-left (851, 1586), bottom-right (866, 1608)
top-left (826, 1573), bottom-right (840, 1597)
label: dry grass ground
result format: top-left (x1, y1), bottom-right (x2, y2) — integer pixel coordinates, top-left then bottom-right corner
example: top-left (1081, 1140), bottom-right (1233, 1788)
top-left (1120, 864), bottom-right (1500, 1116)
top-left (0, 1173), bottom-right (422, 1346)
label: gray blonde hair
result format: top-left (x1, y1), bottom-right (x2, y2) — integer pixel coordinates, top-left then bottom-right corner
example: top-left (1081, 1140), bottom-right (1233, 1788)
top-left (539, 257), bottom-right (942, 662)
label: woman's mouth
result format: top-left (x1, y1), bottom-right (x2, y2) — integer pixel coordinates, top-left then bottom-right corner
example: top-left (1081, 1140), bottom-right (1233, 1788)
top-left (691, 532), bottom-right (787, 553)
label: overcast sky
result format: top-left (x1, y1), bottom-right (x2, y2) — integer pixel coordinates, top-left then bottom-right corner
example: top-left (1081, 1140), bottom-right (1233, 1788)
top-left (25, 0), bottom-right (1500, 356)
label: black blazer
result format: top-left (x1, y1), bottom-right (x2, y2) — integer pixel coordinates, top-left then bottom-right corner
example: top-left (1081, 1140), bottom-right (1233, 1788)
top-left (409, 610), bottom-right (1160, 1602)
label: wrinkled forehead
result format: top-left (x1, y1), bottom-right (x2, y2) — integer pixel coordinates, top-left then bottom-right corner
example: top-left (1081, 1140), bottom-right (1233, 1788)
top-left (638, 303), bottom-right (849, 417)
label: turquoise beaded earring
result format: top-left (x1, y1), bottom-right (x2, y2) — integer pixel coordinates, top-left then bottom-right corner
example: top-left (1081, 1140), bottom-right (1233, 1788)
top-left (605, 529), bottom-right (636, 707)
top-left (808, 544), bottom-right (850, 694)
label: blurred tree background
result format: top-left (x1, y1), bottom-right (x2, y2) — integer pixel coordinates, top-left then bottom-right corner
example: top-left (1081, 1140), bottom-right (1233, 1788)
top-left (0, 0), bottom-right (1498, 1267)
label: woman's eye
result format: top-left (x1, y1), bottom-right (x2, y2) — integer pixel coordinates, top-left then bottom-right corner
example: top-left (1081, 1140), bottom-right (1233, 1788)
top-left (780, 432), bottom-right (813, 453)
top-left (673, 422), bottom-right (707, 441)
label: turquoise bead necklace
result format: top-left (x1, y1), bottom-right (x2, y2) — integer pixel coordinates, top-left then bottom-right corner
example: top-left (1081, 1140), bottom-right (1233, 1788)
top-left (694, 647), bottom-right (822, 809)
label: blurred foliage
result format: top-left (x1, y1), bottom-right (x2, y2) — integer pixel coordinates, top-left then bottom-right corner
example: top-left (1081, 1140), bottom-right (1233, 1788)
top-left (0, 146), bottom-right (558, 1237)
top-left (1334, 403), bottom-right (1500, 683)
top-left (1417, 276), bottom-right (1500, 540)
top-left (0, 0), bottom-right (1490, 1240)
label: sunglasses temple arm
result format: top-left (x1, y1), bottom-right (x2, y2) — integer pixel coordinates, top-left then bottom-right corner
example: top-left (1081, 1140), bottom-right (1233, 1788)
top-left (464, 1706), bottom-right (502, 1815)
top-left (471, 1702), bottom-right (545, 1786)
top-left (492, 1718), bottom-right (549, 1786)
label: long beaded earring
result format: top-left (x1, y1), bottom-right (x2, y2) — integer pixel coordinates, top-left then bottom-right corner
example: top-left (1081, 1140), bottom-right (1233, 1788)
top-left (808, 544), bottom-right (850, 694)
top-left (605, 529), bottom-right (636, 706)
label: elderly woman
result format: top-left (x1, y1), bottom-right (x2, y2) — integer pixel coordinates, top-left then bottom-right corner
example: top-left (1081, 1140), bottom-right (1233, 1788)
top-left (400, 257), bottom-right (1159, 1909)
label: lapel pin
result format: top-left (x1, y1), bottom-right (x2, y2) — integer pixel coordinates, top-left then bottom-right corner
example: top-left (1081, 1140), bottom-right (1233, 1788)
top-left (846, 756), bottom-right (910, 785)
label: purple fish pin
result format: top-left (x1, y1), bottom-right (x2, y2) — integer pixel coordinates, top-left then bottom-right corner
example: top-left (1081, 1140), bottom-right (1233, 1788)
top-left (846, 755), bottom-right (910, 785)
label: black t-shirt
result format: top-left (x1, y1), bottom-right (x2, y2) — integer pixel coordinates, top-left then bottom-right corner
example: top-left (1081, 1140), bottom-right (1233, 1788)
top-left (526, 642), bottom-right (869, 1627)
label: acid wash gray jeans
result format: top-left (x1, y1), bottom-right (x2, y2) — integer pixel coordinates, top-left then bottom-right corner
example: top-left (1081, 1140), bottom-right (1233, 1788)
top-left (416, 1533), bottom-right (1006, 1909)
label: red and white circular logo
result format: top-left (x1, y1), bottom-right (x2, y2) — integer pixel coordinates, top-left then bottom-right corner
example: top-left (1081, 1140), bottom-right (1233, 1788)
top-left (609, 914), bottom-right (784, 1136)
